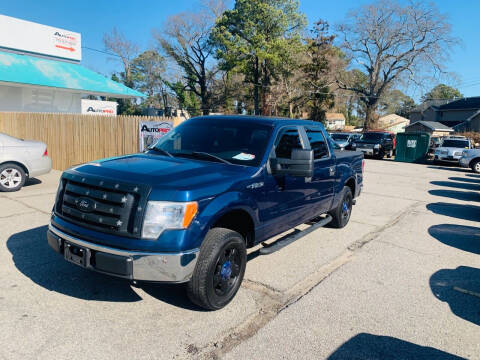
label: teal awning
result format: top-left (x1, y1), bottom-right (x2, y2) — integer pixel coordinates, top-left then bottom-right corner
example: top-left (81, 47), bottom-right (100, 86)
top-left (0, 51), bottom-right (145, 98)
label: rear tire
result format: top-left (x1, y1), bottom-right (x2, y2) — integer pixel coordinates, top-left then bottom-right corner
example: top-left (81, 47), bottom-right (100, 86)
top-left (328, 186), bottom-right (353, 229)
top-left (471, 159), bottom-right (480, 174)
top-left (187, 228), bottom-right (247, 310)
top-left (0, 163), bottom-right (26, 192)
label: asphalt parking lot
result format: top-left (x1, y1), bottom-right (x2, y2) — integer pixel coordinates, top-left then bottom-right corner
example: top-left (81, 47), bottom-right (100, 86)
top-left (1, 159), bottom-right (479, 360)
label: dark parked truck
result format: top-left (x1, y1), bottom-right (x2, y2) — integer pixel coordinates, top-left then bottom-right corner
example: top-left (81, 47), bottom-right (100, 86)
top-left (48, 116), bottom-right (364, 310)
top-left (352, 131), bottom-right (395, 159)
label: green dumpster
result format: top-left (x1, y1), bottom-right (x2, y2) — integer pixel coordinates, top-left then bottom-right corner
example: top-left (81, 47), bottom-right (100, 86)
top-left (394, 132), bottom-right (431, 163)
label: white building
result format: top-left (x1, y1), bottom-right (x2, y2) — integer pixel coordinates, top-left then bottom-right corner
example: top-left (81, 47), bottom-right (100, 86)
top-left (0, 15), bottom-right (144, 114)
top-left (325, 112), bottom-right (346, 130)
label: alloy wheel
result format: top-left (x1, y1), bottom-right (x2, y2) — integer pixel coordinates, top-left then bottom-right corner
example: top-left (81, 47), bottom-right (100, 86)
top-left (0, 168), bottom-right (22, 189)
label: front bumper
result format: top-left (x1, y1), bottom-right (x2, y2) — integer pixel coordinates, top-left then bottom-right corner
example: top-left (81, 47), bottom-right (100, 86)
top-left (358, 147), bottom-right (379, 156)
top-left (434, 155), bottom-right (461, 163)
top-left (47, 224), bottom-right (199, 283)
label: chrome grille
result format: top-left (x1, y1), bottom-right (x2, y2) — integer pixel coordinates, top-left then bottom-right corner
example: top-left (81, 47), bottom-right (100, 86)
top-left (54, 172), bottom-right (150, 238)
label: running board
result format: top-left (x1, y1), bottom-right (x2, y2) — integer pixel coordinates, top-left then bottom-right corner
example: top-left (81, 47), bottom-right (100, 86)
top-left (259, 214), bottom-right (333, 255)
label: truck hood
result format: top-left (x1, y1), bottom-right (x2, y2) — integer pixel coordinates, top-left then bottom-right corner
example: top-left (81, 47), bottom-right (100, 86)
top-left (68, 153), bottom-right (256, 200)
top-left (334, 140), bottom-right (349, 147)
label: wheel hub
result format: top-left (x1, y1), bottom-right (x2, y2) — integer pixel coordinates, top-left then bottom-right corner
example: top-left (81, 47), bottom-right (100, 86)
top-left (220, 260), bottom-right (233, 280)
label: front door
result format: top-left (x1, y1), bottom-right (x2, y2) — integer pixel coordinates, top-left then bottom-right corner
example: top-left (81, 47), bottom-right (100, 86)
top-left (258, 126), bottom-right (313, 241)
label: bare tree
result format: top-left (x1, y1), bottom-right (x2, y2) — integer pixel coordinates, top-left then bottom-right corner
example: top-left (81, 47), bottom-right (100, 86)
top-left (104, 28), bottom-right (139, 87)
top-left (336, 0), bottom-right (458, 129)
top-left (154, 1), bottom-right (227, 115)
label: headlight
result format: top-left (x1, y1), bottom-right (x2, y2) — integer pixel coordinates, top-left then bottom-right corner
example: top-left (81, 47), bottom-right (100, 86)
top-left (374, 144), bottom-right (381, 149)
top-left (352, 143), bottom-right (357, 149)
top-left (142, 201), bottom-right (198, 239)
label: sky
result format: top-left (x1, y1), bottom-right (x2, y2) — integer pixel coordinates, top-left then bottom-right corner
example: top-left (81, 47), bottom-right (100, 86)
top-left (0, 0), bottom-right (479, 101)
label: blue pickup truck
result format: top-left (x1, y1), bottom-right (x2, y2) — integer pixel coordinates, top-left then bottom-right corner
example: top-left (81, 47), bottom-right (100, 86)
top-left (48, 116), bottom-right (364, 310)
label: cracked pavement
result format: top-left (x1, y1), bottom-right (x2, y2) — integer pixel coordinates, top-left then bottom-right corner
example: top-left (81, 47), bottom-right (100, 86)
top-left (1, 160), bottom-right (479, 359)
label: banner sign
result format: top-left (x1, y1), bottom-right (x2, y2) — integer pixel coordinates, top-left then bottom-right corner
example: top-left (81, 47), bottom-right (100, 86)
top-left (139, 121), bottom-right (173, 152)
top-left (0, 15), bottom-right (82, 61)
top-left (81, 99), bottom-right (117, 115)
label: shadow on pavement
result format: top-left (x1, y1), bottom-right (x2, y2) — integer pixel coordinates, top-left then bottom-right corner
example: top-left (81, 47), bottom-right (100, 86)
top-left (24, 178), bottom-right (42, 187)
top-left (465, 173), bottom-right (480, 178)
top-left (7, 225), bottom-right (141, 302)
top-left (428, 189), bottom-right (480, 202)
top-left (430, 180), bottom-right (480, 191)
top-left (430, 266), bottom-right (480, 326)
top-left (426, 202), bottom-right (480, 222)
top-left (140, 283), bottom-right (205, 311)
top-left (327, 333), bottom-right (465, 360)
top-left (427, 165), bottom-right (468, 173)
top-left (6, 225), bottom-right (203, 309)
top-left (429, 224), bottom-right (480, 255)
top-left (449, 176), bottom-right (480, 184)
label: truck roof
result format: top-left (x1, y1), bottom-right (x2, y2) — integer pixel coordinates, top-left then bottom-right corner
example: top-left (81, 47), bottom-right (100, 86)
top-left (191, 115), bottom-right (324, 128)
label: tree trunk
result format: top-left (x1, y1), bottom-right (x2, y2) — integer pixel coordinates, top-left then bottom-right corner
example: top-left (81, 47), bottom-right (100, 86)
top-left (200, 78), bottom-right (209, 116)
top-left (364, 99), bottom-right (378, 130)
top-left (261, 61), bottom-right (271, 116)
top-left (253, 56), bottom-right (260, 115)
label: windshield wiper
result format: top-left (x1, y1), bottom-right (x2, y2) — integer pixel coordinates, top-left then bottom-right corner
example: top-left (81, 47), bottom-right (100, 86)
top-left (147, 147), bottom-right (173, 158)
top-left (192, 152), bottom-right (232, 165)
top-left (175, 151), bottom-right (232, 165)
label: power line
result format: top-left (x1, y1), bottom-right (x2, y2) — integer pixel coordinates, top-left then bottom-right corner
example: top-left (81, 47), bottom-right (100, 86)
top-left (82, 46), bottom-right (122, 58)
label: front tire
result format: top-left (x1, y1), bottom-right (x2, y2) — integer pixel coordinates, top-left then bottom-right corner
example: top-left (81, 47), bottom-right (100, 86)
top-left (376, 148), bottom-right (385, 160)
top-left (471, 159), bottom-right (480, 174)
top-left (187, 228), bottom-right (247, 310)
top-left (0, 163), bottom-right (26, 192)
top-left (329, 186), bottom-right (353, 229)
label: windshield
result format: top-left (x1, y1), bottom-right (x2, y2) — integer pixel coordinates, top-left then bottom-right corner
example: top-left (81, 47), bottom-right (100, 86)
top-left (442, 139), bottom-right (469, 148)
top-left (361, 133), bottom-right (385, 141)
top-left (331, 134), bottom-right (350, 141)
top-left (150, 118), bottom-right (272, 166)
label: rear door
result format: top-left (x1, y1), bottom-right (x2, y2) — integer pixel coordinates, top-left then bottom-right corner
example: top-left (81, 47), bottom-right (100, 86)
top-left (302, 126), bottom-right (336, 214)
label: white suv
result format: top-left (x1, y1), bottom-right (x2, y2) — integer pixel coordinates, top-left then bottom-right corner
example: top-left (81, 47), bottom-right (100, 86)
top-left (434, 137), bottom-right (473, 165)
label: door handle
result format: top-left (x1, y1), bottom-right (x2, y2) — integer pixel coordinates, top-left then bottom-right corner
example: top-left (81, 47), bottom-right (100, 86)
top-left (329, 166), bottom-right (335, 176)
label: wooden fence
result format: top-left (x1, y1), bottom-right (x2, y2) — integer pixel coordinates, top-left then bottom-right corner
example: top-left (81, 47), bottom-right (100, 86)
top-left (0, 112), bottom-right (184, 170)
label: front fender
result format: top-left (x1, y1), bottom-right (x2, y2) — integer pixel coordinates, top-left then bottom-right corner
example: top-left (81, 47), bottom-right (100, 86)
top-left (191, 191), bottom-right (259, 249)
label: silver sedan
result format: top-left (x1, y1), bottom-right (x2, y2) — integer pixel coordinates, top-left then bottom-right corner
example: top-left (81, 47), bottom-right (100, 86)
top-left (0, 133), bottom-right (52, 191)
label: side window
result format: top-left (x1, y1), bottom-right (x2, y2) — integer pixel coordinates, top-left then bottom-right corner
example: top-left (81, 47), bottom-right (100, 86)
top-left (306, 127), bottom-right (329, 160)
top-left (274, 127), bottom-right (302, 159)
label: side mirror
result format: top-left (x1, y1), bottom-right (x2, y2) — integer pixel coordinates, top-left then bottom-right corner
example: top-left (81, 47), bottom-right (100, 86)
top-left (271, 149), bottom-right (314, 177)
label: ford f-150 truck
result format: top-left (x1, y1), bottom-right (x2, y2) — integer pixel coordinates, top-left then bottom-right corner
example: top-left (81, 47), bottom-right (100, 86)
top-left (47, 116), bottom-right (364, 310)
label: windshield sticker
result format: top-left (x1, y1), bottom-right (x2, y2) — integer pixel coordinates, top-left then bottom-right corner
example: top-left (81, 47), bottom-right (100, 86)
top-left (233, 153), bottom-right (255, 161)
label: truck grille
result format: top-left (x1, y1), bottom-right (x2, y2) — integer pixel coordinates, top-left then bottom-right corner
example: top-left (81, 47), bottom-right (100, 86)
top-left (54, 171), bottom-right (150, 238)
